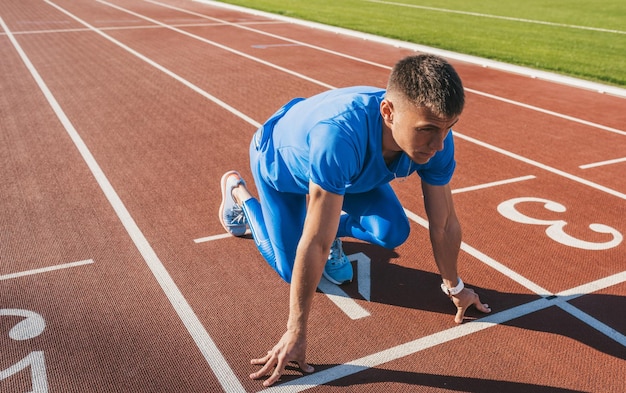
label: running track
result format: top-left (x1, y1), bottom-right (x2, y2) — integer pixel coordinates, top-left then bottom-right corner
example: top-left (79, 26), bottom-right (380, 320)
top-left (1, 0), bottom-right (625, 392)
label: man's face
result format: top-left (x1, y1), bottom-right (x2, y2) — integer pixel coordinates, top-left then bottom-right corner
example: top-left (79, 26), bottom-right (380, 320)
top-left (382, 98), bottom-right (459, 164)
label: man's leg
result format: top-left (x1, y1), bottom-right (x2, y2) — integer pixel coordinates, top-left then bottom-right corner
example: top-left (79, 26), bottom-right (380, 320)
top-left (227, 138), bottom-right (306, 283)
top-left (338, 184), bottom-right (410, 249)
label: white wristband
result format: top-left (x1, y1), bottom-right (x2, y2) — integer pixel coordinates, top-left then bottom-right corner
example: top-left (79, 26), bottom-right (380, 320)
top-left (441, 277), bottom-right (464, 296)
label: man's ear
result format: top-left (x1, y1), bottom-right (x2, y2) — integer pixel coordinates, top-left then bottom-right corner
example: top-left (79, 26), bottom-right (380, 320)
top-left (380, 99), bottom-right (394, 124)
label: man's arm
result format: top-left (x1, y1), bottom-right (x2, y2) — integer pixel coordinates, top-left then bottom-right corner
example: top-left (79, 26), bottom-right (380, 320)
top-left (250, 181), bottom-right (344, 387)
top-left (422, 182), bottom-right (491, 323)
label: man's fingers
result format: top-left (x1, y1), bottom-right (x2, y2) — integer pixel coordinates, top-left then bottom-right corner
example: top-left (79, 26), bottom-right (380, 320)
top-left (454, 307), bottom-right (465, 324)
top-left (475, 300), bottom-right (491, 313)
top-left (251, 351), bottom-right (314, 386)
top-left (263, 358), bottom-right (287, 387)
top-left (471, 290), bottom-right (491, 314)
top-left (249, 352), bottom-right (276, 380)
top-left (250, 351), bottom-right (272, 366)
top-left (453, 289), bottom-right (492, 323)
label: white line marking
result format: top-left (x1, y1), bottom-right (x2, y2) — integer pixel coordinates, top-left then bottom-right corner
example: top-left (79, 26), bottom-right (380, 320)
top-left (0, 260), bottom-right (94, 281)
top-left (353, 252), bottom-right (371, 302)
top-left (252, 43), bottom-right (302, 49)
top-left (0, 23), bottom-right (237, 36)
top-left (194, 232), bottom-right (247, 243)
top-left (150, 0), bottom-right (389, 70)
top-left (558, 271), bottom-right (626, 298)
top-left (317, 277), bottom-right (371, 320)
top-left (2, 13), bottom-right (245, 393)
top-left (0, 351), bottom-right (49, 393)
top-left (451, 175), bottom-right (536, 194)
top-left (579, 157), bottom-right (626, 169)
top-left (317, 252), bottom-right (372, 316)
top-left (454, 131), bottom-right (626, 200)
top-left (465, 89), bottom-right (626, 137)
top-left (557, 302), bottom-right (626, 346)
top-left (364, 0), bottom-right (626, 35)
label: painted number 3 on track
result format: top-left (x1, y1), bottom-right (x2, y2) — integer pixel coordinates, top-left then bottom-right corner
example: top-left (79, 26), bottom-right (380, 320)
top-left (497, 197), bottom-right (623, 250)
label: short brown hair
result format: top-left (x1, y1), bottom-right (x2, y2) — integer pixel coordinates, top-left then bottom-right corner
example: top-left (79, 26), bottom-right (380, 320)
top-left (387, 54), bottom-right (465, 118)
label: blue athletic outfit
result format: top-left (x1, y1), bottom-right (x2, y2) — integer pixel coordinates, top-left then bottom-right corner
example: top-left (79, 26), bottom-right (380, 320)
top-left (241, 86), bottom-right (456, 283)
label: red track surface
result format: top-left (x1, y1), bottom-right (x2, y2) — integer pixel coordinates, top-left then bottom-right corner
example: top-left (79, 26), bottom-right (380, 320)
top-left (1, 1), bottom-right (625, 392)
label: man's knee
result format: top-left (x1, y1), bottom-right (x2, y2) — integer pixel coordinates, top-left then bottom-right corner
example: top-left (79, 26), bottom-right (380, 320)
top-left (378, 218), bottom-right (410, 249)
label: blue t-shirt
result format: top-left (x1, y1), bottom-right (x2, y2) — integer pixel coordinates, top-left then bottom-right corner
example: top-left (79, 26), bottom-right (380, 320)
top-left (255, 86), bottom-right (456, 195)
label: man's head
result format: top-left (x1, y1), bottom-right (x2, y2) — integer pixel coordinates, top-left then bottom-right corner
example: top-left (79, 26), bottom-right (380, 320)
top-left (381, 55), bottom-right (464, 164)
top-left (386, 54), bottom-right (465, 119)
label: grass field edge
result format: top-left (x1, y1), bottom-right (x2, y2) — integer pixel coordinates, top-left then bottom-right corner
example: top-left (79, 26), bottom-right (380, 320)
top-left (194, 0), bottom-right (626, 99)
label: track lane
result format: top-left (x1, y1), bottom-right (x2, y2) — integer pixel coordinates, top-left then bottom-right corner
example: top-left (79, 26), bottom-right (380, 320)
top-left (2, 0), bottom-right (624, 391)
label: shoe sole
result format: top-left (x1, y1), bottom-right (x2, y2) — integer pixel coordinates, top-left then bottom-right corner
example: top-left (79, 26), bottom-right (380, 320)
top-left (219, 170), bottom-right (244, 236)
top-left (322, 270), bottom-right (352, 285)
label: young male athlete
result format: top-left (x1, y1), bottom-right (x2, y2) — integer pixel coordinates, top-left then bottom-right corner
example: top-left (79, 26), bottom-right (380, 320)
top-left (218, 54), bottom-right (491, 387)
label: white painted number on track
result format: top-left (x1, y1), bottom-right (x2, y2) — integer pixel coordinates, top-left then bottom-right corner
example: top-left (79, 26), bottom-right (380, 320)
top-left (497, 197), bottom-right (623, 250)
top-left (0, 309), bottom-right (49, 392)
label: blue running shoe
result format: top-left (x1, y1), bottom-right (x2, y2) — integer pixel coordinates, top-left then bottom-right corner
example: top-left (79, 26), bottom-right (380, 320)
top-left (323, 238), bottom-right (353, 285)
top-left (219, 171), bottom-right (248, 237)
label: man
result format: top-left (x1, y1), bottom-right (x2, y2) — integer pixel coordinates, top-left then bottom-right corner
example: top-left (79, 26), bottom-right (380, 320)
top-left (218, 54), bottom-right (491, 387)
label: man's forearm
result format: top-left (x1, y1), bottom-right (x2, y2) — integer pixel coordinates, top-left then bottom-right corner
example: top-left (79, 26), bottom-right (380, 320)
top-left (286, 239), bottom-right (329, 334)
top-left (430, 218), bottom-right (462, 286)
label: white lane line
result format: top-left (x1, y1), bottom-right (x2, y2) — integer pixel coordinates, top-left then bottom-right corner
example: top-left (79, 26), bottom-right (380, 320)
top-left (0, 23), bottom-right (238, 36)
top-left (252, 43), bottom-right (302, 49)
top-left (96, 0), bottom-right (336, 91)
top-left (579, 157), bottom-right (626, 169)
top-left (259, 270), bottom-right (626, 392)
top-left (465, 89), bottom-right (626, 137)
top-left (0, 260), bottom-right (95, 281)
top-left (364, 0), bottom-right (626, 35)
top-left (454, 131), bottom-right (626, 201)
top-left (149, 0), bottom-right (389, 69)
top-left (2, 13), bottom-right (245, 393)
top-left (558, 302), bottom-right (626, 346)
top-left (451, 175), bottom-right (536, 194)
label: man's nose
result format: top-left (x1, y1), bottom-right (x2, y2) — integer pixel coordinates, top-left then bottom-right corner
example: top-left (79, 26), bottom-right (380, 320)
top-left (429, 130), bottom-right (447, 151)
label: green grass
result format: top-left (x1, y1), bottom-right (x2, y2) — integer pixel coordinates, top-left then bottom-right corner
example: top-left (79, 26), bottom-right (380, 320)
top-left (213, 0), bottom-right (626, 87)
